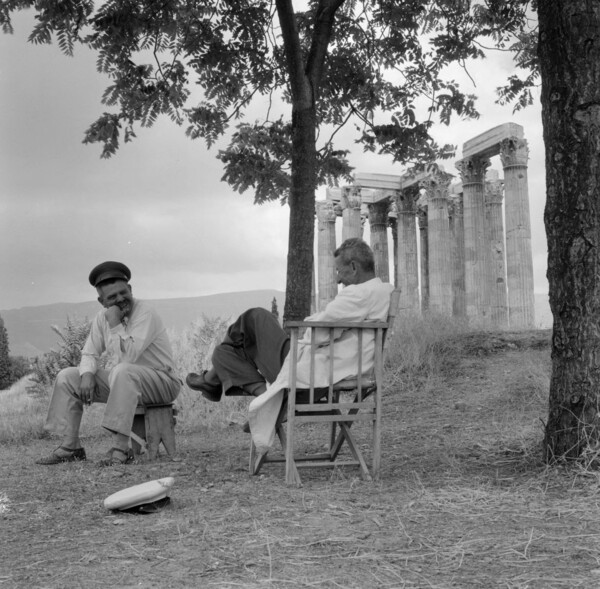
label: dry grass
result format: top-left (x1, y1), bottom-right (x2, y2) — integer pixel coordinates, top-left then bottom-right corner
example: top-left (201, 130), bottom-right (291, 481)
top-left (5, 318), bottom-right (600, 588)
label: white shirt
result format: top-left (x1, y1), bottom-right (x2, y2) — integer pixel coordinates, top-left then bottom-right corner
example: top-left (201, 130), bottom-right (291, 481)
top-left (248, 278), bottom-right (394, 452)
top-left (79, 299), bottom-right (178, 380)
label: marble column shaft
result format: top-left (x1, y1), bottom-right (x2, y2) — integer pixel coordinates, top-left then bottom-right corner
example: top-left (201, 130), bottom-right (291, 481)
top-left (394, 187), bottom-right (420, 313)
top-left (485, 180), bottom-right (508, 326)
top-left (341, 187), bottom-right (363, 241)
top-left (418, 207), bottom-right (429, 312)
top-left (500, 137), bottom-right (535, 328)
top-left (456, 156), bottom-right (491, 322)
top-left (368, 200), bottom-right (390, 283)
top-left (449, 194), bottom-right (466, 317)
top-left (421, 172), bottom-right (453, 315)
top-left (388, 202), bottom-right (399, 289)
top-left (316, 200), bottom-right (338, 311)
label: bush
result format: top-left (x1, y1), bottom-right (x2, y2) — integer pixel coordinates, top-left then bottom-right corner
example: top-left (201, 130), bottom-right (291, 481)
top-left (9, 356), bottom-right (32, 383)
top-left (28, 317), bottom-right (93, 397)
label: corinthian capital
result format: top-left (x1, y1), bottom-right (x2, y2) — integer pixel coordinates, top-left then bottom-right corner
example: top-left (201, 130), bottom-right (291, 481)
top-left (340, 186), bottom-right (362, 211)
top-left (316, 200), bottom-right (337, 223)
top-left (455, 157), bottom-right (490, 185)
top-left (420, 170), bottom-right (453, 202)
top-left (367, 200), bottom-right (390, 226)
top-left (500, 137), bottom-right (529, 168)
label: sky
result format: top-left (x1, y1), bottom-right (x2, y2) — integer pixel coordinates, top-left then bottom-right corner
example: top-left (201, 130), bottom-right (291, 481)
top-left (0, 10), bottom-right (546, 311)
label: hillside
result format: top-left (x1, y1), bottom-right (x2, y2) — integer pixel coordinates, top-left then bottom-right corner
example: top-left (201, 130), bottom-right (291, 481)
top-left (1, 290), bottom-right (551, 358)
top-left (1, 289), bottom-right (285, 357)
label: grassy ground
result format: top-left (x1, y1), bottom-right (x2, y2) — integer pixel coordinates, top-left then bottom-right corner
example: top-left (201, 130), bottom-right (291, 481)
top-left (3, 325), bottom-right (600, 588)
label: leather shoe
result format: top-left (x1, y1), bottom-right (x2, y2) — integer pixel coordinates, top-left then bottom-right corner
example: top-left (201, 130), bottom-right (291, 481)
top-left (36, 446), bottom-right (87, 465)
top-left (186, 370), bottom-right (222, 402)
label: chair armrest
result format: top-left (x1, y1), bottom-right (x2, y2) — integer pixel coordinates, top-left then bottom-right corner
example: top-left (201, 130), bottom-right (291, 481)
top-left (285, 320), bottom-right (388, 329)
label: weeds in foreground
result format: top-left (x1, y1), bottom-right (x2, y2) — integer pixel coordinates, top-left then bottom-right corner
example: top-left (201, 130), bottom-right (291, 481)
top-left (1, 312), bottom-right (552, 447)
top-left (385, 312), bottom-right (472, 391)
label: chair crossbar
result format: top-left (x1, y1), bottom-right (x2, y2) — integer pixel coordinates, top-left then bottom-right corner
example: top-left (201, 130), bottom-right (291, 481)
top-left (294, 413), bottom-right (375, 424)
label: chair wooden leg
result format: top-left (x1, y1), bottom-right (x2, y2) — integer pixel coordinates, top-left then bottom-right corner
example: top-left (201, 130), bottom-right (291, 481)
top-left (337, 421), bottom-right (372, 481)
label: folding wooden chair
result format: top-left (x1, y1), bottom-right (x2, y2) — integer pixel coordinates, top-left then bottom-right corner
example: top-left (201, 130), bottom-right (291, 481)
top-left (250, 289), bottom-right (400, 485)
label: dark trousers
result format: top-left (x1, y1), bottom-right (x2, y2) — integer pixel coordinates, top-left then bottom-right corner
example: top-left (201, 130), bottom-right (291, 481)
top-left (212, 308), bottom-right (290, 397)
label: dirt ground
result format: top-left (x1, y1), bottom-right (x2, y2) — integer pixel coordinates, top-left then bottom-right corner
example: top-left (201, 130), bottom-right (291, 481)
top-left (3, 330), bottom-right (600, 588)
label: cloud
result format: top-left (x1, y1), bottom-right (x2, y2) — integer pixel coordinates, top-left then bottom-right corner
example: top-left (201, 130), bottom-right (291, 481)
top-left (0, 10), bottom-right (548, 311)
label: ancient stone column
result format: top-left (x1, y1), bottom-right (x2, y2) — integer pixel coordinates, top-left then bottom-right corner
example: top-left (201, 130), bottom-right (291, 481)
top-left (421, 171), bottom-right (453, 315)
top-left (448, 193), bottom-right (466, 317)
top-left (456, 156), bottom-right (491, 322)
top-left (500, 137), bottom-right (535, 328)
top-left (417, 203), bottom-right (429, 312)
top-left (367, 200), bottom-right (390, 282)
top-left (394, 186), bottom-right (420, 313)
top-left (340, 187), bottom-right (363, 241)
top-left (388, 201), bottom-right (399, 289)
top-left (316, 200), bottom-right (338, 311)
top-left (485, 179), bottom-right (509, 326)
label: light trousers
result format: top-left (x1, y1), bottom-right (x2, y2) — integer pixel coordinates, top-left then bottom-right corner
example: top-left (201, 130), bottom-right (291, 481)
top-left (44, 363), bottom-right (181, 438)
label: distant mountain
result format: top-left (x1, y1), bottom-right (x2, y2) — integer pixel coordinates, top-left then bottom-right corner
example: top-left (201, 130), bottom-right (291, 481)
top-left (1, 289), bottom-right (552, 359)
top-left (1, 289), bottom-right (285, 358)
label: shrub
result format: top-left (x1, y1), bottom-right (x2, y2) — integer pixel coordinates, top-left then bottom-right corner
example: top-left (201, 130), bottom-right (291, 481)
top-left (28, 317), bottom-right (92, 397)
top-left (0, 316), bottom-right (10, 390)
top-left (9, 356), bottom-right (32, 383)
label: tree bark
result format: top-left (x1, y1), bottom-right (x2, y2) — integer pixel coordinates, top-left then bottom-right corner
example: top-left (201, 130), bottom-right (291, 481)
top-left (277, 0), bottom-right (343, 321)
top-left (538, 1), bottom-right (600, 459)
top-left (284, 106), bottom-right (318, 321)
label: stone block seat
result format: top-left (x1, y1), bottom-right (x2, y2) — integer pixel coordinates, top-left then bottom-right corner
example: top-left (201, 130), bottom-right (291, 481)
top-left (130, 403), bottom-right (177, 460)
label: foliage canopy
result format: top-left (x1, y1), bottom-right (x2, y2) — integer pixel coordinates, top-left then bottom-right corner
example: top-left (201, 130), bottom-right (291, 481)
top-left (1, 0), bottom-right (535, 318)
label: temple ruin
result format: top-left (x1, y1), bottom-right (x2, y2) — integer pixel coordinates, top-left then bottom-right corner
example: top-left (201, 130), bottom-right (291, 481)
top-left (315, 122), bottom-right (535, 328)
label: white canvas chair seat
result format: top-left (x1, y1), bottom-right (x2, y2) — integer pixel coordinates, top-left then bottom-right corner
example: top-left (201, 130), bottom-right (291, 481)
top-left (250, 289), bottom-right (400, 485)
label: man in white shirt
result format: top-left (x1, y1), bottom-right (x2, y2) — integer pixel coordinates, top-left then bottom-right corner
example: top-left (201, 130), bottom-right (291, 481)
top-left (37, 261), bottom-right (181, 466)
top-left (187, 238), bottom-right (394, 453)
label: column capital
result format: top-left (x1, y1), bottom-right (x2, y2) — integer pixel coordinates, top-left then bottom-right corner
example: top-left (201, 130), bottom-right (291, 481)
top-left (367, 200), bottom-right (390, 226)
top-left (394, 185), bottom-right (419, 214)
top-left (420, 170), bottom-right (453, 202)
top-left (455, 156), bottom-right (491, 185)
top-left (500, 137), bottom-right (529, 169)
top-left (485, 180), bottom-right (505, 206)
top-left (316, 200), bottom-right (337, 223)
top-left (340, 186), bottom-right (362, 211)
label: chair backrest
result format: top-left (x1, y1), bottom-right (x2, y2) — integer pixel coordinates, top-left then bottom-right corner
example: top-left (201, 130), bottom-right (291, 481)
top-left (286, 287), bottom-right (401, 402)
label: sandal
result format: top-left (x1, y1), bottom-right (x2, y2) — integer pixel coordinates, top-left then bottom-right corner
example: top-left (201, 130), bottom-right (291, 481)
top-left (97, 447), bottom-right (134, 467)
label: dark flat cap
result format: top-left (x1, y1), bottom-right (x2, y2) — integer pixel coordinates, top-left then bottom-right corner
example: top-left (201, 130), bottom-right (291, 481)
top-left (89, 261), bottom-right (131, 287)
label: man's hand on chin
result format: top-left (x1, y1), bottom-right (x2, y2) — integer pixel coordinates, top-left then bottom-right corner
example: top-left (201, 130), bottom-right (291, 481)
top-left (105, 305), bottom-right (124, 328)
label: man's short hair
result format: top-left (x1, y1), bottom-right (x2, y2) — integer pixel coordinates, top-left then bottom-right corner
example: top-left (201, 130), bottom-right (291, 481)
top-left (334, 238), bottom-right (375, 273)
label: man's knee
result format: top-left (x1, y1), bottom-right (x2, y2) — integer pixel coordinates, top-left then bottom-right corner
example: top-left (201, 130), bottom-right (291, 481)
top-left (108, 363), bottom-right (138, 386)
top-left (54, 366), bottom-right (80, 388)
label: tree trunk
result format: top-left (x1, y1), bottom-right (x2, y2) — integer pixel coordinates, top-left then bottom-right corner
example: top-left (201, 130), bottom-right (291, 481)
top-left (539, 1), bottom-right (600, 460)
top-left (283, 106), bottom-right (317, 322)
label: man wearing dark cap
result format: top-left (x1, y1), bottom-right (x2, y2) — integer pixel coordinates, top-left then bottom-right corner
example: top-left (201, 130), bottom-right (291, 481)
top-left (36, 261), bottom-right (181, 466)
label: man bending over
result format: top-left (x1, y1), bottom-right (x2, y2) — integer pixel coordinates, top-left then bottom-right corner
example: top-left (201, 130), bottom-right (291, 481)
top-left (186, 238), bottom-right (394, 453)
top-left (37, 261), bottom-right (181, 466)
